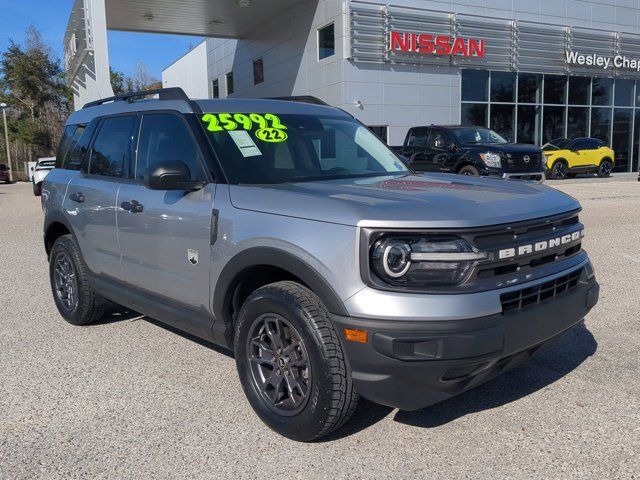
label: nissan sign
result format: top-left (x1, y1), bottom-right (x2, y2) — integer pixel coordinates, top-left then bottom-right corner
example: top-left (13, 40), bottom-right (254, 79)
top-left (389, 31), bottom-right (485, 58)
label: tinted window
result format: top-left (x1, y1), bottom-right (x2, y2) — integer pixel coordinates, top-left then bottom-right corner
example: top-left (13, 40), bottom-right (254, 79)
top-left (66, 120), bottom-right (98, 171)
top-left (544, 75), bottom-right (567, 104)
top-left (569, 76), bottom-right (590, 105)
top-left (253, 58), bottom-right (264, 85)
top-left (212, 79), bottom-right (219, 98)
top-left (89, 116), bottom-right (134, 177)
top-left (318, 23), bottom-right (335, 60)
top-left (136, 114), bottom-right (203, 181)
top-left (56, 125), bottom-right (77, 168)
top-left (407, 128), bottom-right (429, 147)
top-left (592, 78), bottom-right (613, 106)
top-left (461, 70), bottom-right (488, 102)
top-left (571, 139), bottom-right (589, 150)
top-left (226, 72), bottom-right (234, 96)
top-left (491, 72), bottom-right (516, 102)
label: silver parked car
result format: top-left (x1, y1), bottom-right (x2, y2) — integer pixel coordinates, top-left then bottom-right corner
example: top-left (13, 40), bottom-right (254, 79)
top-left (42, 88), bottom-right (599, 441)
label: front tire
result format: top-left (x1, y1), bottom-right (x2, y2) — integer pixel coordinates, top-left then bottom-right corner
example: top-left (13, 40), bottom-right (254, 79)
top-left (598, 159), bottom-right (613, 178)
top-left (458, 165), bottom-right (480, 176)
top-left (49, 235), bottom-right (106, 326)
top-left (33, 182), bottom-right (42, 196)
top-left (551, 160), bottom-right (568, 179)
top-left (234, 281), bottom-right (358, 441)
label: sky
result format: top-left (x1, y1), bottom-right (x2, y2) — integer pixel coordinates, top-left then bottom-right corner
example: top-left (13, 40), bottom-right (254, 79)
top-left (0, 0), bottom-right (202, 79)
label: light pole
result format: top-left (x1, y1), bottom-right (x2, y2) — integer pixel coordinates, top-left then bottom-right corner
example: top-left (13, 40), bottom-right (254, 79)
top-left (0, 103), bottom-right (12, 183)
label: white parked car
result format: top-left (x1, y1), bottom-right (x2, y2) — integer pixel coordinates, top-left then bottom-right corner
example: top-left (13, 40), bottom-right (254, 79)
top-left (32, 157), bottom-right (56, 196)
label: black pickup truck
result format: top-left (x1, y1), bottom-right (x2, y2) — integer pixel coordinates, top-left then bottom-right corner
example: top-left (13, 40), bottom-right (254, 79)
top-left (392, 125), bottom-right (545, 181)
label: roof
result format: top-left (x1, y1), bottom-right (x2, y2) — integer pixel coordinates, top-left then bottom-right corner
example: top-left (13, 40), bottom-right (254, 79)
top-left (67, 97), bottom-right (348, 126)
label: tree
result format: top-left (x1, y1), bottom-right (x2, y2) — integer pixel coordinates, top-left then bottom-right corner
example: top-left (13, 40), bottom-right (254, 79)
top-left (0, 24), bottom-right (71, 177)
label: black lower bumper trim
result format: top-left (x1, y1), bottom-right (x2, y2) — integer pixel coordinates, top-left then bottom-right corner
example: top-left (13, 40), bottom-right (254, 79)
top-left (333, 276), bottom-right (598, 411)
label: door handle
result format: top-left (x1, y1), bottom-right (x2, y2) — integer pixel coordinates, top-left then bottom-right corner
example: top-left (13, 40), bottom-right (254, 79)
top-left (121, 199), bottom-right (144, 213)
top-left (69, 192), bottom-right (85, 203)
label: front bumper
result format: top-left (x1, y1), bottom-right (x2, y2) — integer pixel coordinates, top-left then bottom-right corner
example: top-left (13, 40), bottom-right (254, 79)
top-left (501, 171), bottom-right (545, 182)
top-left (333, 268), bottom-right (598, 411)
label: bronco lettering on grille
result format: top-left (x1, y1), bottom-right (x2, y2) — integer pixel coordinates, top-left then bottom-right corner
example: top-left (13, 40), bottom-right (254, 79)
top-left (498, 230), bottom-right (584, 260)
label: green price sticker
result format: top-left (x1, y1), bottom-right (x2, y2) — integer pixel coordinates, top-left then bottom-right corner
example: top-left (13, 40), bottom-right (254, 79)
top-left (201, 112), bottom-right (288, 143)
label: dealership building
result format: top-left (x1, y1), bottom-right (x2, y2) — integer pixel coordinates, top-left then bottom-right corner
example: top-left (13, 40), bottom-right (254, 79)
top-left (64, 0), bottom-right (640, 173)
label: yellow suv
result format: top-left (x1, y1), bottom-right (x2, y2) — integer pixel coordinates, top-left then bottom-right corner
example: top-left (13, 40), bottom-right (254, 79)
top-left (543, 137), bottom-right (614, 179)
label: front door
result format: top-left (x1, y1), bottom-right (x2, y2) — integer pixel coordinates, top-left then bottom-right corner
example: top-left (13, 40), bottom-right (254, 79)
top-left (117, 112), bottom-right (214, 313)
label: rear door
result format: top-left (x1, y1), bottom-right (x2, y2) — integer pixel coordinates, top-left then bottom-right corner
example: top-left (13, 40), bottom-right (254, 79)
top-left (427, 129), bottom-right (457, 172)
top-left (117, 112), bottom-right (214, 312)
top-left (64, 115), bottom-right (135, 279)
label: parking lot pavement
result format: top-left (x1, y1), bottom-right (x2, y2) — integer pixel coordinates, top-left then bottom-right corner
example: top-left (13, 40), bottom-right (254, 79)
top-left (1, 180), bottom-right (638, 479)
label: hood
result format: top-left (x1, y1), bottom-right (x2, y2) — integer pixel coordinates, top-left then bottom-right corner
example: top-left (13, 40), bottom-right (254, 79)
top-left (462, 143), bottom-right (542, 153)
top-left (229, 173), bottom-right (580, 228)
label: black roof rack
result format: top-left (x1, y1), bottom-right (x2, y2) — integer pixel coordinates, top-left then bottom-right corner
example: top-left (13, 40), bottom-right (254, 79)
top-left (266, 95), bottom-right (329, 106)
top-left (82, 87), bottom-right (190, 109)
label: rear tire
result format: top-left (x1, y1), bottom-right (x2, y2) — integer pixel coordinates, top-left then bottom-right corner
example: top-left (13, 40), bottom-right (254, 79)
top-left (458, 165), bottom-right (480, 176)
top-left (49, 235), bottom-right (106, 326)
top-left (234, 281), bottom-right (358, 441)
top-left (598, 159), bottom-right (613, 178)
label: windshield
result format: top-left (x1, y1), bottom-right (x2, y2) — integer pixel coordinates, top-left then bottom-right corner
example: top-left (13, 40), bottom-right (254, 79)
top-left (451, 127), bottom-right (508, 145)
top-left (200, 112), bottom-right (409, 184)
top-left (542, 138), bottom-right (571, 151)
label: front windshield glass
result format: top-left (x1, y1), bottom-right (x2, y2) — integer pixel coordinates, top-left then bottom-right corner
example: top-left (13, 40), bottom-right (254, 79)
top-left (542, 138), bottom-right (571, 151)
top-left (200, 112), bottom-right (409, 184)
top-left (451, 127), bottom-right (508, 145)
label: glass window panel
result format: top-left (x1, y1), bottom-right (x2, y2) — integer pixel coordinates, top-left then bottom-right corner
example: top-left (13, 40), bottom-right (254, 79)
top-left (544, 75), bottom-right (567, 104)
top-left (490, 104), bottom-right (515, 141)
top-left (612, 109), bottom-right (632, 172)
top-left (461, 70), bottom-right (488, 102)
top-left (136, 114), bottom-right (204, 181)
top-left (614, 79), bottom-right (634, 107)
top-left (89, 116), bottom-right (134, 177)
top-left (253, 58), bottom-right (264, 85)
top-left (568, 76), bottom-right (590, 105)
top-left (461, 103), bottom-right (488, 126)
top-left (491, 72), bottom-right (516, 102)
top-left (542, 106), bottom-right (566, 144)
top-left (567, 107), bottom-right (589, 139)
top-left (226, 71), bottom-right (234, 95)
top-left (318, 23), bottom-right (335, 60)
top-left (590, 107), bottom-right (612, 144)
top-left (518, 73), bottom-right (542, 103)
top-left (592, 77), bottom-right (613, 105)
top-left (516, 105), bottom-right (541, 144)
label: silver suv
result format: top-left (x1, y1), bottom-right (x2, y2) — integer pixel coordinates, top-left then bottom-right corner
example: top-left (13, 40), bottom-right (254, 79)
top-left (43, 88), bottom-right (599, 441)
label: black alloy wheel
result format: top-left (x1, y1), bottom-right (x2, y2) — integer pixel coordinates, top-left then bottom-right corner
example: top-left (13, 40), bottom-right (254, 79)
top-left (53, 251), bottom-right (78, 313)
top-left (552, 161), bottom-right (567, 179)
top-left (246, 313), bottom-right (311, 416)
top-left (598, 159), bottom-right (612, 178)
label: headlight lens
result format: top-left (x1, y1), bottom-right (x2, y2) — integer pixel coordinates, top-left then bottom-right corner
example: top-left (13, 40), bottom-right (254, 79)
top-left (479, 152), bottom-right (502, 168)
top-left (371, 236), bottom-right (487, 287)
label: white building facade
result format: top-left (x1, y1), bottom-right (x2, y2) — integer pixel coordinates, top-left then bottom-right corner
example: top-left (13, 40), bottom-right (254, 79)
top-left (160, 0), bottom-right (640, 173)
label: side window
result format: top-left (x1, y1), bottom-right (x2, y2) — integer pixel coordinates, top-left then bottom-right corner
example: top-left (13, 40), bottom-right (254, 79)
top-left (66, 120), bottom-right (98, 171)
top-left (56, 125), bottom-right (77, 168)
top-left (571, 139), bottom-right (588, 151)
top-left (430, 131), bottom-right (448, 149)
top-left (136, 114), bottom-right (203, 181)
top-left (407, 129), bottom-right (429, 147)
top-left (89, 116), bottom-right (135, 177)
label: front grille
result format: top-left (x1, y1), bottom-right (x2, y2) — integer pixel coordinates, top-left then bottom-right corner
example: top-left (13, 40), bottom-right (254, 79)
top-left (503, 152), bottom-right (543, 169)
top-left (500, 268), bottom-right (583, 313)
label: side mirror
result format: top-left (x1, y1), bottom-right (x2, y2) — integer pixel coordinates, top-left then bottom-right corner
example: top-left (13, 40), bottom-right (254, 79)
top-left (144, 161), bottom-right (204, 191)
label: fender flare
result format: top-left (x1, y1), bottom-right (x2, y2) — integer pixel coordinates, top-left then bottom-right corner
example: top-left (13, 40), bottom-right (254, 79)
top-left (213, 247), bottom-right (349, 324)
top-left (43, 211), bottom-right (75, 254)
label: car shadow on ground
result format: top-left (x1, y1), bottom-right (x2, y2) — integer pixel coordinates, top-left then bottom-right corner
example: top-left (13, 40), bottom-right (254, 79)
top-left (323, 322), bottom-right (597, 441)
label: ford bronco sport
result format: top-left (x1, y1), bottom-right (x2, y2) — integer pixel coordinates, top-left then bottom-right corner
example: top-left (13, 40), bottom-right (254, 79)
top-left (43, 88), bottom-right (599, 441)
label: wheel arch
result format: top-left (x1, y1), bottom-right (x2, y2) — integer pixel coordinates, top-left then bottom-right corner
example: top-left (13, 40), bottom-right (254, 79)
top-left (44, 214), bottom-right (74, 256)
top-left (213, 247), bottom-right (349, 347)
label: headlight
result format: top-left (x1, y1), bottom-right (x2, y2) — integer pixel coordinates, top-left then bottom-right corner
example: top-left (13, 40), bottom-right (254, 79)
top-left (371, 236), bottom-right (487, 287)
top-left (479, 152), bottom-right (502, 168)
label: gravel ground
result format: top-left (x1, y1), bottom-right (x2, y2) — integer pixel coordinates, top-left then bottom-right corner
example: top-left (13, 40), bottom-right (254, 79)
top-left (1, 179), bottom-right (639, 479)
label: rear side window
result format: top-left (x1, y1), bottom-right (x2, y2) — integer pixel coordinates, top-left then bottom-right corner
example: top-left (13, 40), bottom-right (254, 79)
top-left (89, 116), bottom-right (135, 177)
top-left (135, 113), bottom-right (203, 180)
top-left (571, 139), bottom-right (589, 150)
